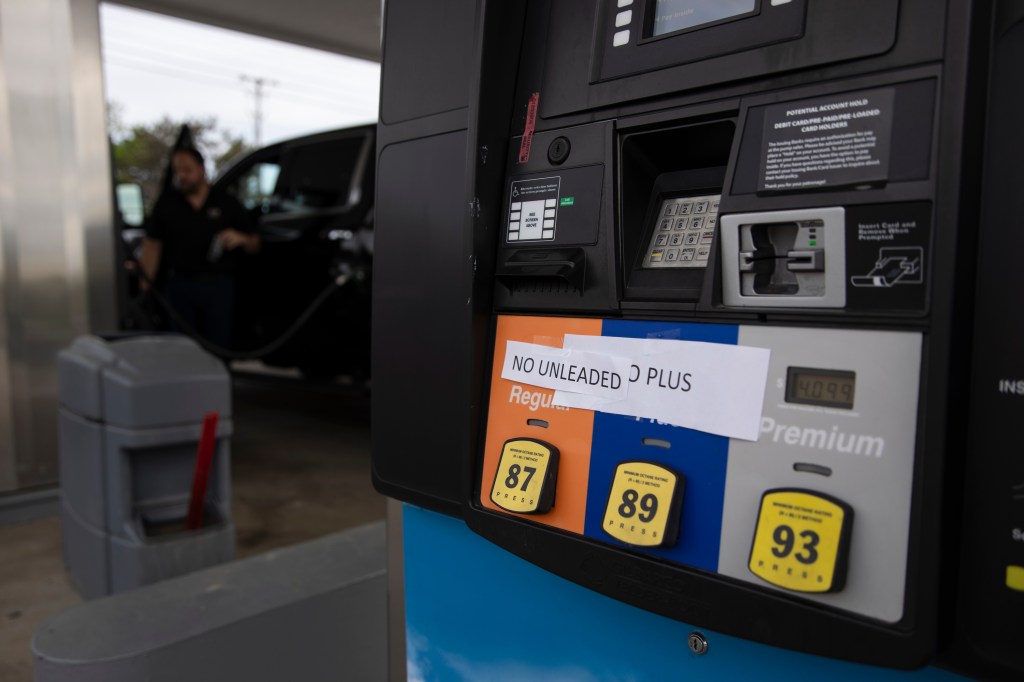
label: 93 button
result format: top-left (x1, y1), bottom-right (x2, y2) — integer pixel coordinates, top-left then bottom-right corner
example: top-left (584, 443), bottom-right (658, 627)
top-left (491, 438), bottom-right (559, 514)
top-left (748, 489), bottom-right (853, 593)
top-left (602, 461), bottom-right (684, 548)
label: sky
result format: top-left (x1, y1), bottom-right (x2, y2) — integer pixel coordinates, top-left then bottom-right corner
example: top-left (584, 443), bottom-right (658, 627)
top-left (99, 3), bottom-right (381, 147)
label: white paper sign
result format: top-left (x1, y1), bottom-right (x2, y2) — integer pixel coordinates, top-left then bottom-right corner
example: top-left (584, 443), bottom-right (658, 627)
top-left (554, 335), bottom-right (771, 441)
top-left (501, 341), bottom-right (632, 400)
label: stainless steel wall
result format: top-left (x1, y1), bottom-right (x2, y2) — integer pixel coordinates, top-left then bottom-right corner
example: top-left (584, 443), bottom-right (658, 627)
top-left (0, 0), bottom-right (116, 493)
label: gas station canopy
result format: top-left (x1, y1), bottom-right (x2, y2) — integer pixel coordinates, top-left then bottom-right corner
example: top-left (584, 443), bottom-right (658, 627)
top-left (112, 0), bottom-right (381, 61)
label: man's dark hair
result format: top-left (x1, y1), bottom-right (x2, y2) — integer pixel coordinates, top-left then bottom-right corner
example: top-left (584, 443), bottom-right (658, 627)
top-left (173, 146), bottom-right (204, 167)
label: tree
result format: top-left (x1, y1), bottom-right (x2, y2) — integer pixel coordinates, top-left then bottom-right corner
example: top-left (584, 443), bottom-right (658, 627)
top-left (109, 107), bottom-right (252, 213)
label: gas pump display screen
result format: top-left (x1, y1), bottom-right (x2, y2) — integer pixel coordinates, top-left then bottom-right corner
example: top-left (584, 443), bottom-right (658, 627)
top-left (651, 0), bottom-right (758, 37)
top-left (642, 194), bottom-right (719, 268)
top-left (785, 367), bottom-right (856, 409)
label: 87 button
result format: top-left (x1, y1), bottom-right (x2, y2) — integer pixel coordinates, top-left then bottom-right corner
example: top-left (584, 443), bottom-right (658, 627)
top-left (491, 438), bottom-right (559, 514)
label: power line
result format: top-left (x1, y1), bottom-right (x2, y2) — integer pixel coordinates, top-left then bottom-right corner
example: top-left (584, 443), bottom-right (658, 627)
top-left (103, 55), bottom-right (375, 116)
top-left (103, 49), bottom-right (377, 110)
top-left (104, 56), bottom-right (240, 88)
top-left (102, 38), bottom-right (379, 103)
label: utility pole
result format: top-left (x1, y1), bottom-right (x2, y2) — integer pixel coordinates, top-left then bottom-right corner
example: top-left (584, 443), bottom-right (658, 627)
top-left (239, 74), bottom-right (277, 145)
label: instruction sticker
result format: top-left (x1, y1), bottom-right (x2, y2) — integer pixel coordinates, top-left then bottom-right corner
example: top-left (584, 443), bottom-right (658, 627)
top-left (501, 340), bottom-right (631, 400)
top-left (554, 335), bottom-right (771, 441)
top-left (507, 176), bottom-right (561, 242)
top-left (759, 87), bottom-right (896, 192)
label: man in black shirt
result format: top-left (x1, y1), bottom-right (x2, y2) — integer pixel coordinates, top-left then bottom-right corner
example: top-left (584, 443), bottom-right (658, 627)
top-left (140, 146), bottom-right (260, 349)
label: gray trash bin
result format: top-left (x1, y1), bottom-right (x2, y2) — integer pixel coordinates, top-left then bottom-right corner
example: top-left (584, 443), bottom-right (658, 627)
top-left (56, 334), bottom-right (235, 599)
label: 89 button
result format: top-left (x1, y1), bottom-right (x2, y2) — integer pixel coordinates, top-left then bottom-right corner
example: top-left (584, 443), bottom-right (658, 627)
top-left (491, 438), bottom-right (559, 514)
top-left (748, 489), bottom-right (853, 593)
top-left (602, 461), bottom-right (684, 548)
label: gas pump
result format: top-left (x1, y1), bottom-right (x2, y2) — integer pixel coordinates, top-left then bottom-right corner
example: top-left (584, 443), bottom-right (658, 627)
top-left (373, 1), bottom-right (1022, 679)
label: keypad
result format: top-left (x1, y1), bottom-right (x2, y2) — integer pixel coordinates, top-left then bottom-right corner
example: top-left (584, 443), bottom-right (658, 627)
top-left (643, 193), bottom-right (721, 269)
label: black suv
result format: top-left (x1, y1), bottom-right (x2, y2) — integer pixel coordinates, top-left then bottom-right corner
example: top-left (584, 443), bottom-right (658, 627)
top-left (118, 124), bottom-right (375, 380)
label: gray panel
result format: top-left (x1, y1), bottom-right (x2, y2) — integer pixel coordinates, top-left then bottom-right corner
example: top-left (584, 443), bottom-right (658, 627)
top-left (57, 337), bottom-right (116, 420)
top-left (0, 0), bottom-right (116, 492)
top-left (62, 500), bottom-right (112, 598)
top-left (103, 421), bottom-right (233, 537)
top-left (717, 326), bottom-right (922, 622)
top-left (109, 521), bottom-right (236, 593)
top-left (68, 0), bottom-right (118, 335)
top-left (101, 336), bottom-right (232, 428)
top-left (0, 10), bottom-right (14, 491)
top-left (380, 0), bottom-right (475, 124)
top-left (58, 335), bottom-right (231, 426)
top-left (58, 410), bottom-right (106, 530)
top-left (386, 499), bottom-right (406, 682)
top-left (0, 486), bottom-right (59, 526)
top-left (34, 522), bottom-right (387, 682)
top-left (371, 131), bottom-right (470, 510)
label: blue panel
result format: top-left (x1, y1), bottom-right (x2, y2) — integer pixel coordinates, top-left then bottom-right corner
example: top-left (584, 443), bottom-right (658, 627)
top-left (403, 505), bottom-right (965, 681)
top-left (586, 414), bottom-right (729, 570)
top-left (583, 320), bottom-right (736, 570)
top-left (601, 318), bottom-right (739, 345)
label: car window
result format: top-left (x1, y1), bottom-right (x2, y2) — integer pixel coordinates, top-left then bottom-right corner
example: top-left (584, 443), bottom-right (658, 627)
top-left (276, 136), bottom-right (367, 209)
top-left (230, 161), bottom-right (282, 211)
top-left (116, 183), bottom-right (145, 226)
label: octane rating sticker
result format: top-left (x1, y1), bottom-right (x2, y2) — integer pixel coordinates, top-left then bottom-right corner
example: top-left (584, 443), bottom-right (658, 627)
top-left (748, 489), bottom-right (853, 593)
top-left (602, 461), bottom-right (683, 547)
top-left (491, 438), bottom-right (559, 514)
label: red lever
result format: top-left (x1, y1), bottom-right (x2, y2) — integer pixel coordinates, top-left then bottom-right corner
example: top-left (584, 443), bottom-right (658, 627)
top-left (186, 411), bottom-right (220, 530)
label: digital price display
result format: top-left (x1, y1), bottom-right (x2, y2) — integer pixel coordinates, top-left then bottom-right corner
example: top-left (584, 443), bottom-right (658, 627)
top-left (748, 489), bottom-right (853, 593)
top-left (651, 0), bottom-right (758, 37)
top-left (491, 438), bottom-right (559, 514)
top-left (602, 461), bottom-right (684, 547)
top-left (785, 367), bottom-right (856, 409)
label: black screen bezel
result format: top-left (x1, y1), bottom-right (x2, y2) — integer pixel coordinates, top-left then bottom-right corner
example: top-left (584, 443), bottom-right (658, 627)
top-left (594, 0), bottom-right (806, 83)
top-left (645, 0), bottom-right (761, 41)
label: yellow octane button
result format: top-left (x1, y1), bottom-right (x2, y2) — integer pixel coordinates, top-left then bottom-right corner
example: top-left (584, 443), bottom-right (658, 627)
top-left (748, 489), bottom-right (853, 593)
top-left (602, 461), bottom-right (684, 548)
top-left (1006, 565), bottom-right (1024, 592)
top-left (491, 438), bottom-right (559, 514)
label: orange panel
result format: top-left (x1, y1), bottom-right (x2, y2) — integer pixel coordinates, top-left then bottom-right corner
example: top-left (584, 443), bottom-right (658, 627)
top-left (480, 315), bottom-right (602, 534)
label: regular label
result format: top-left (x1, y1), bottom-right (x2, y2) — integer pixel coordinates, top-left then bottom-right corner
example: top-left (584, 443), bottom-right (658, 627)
top-left (491, 438), bottom-right (559, 514)
top-left (759, 87), bottom-right (895, 192)
top-left (602, 461), bottom-right (683, 548)
top-left (748, 489), bottom-right (853, 593)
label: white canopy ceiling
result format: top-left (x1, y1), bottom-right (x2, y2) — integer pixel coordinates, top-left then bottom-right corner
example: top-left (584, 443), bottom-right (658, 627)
top-left (111, 0), bottom-right (382, 61)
